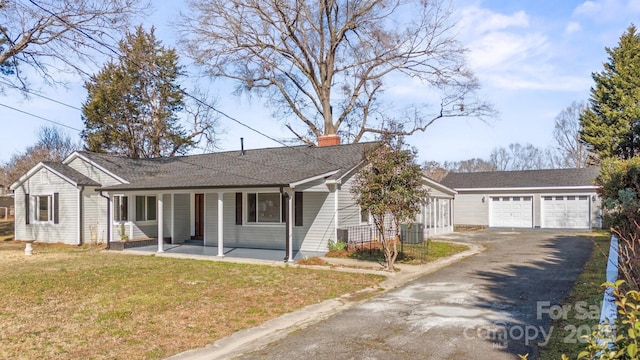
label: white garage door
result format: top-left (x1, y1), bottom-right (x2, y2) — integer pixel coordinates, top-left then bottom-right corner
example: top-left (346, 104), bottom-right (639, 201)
top-left (490, 196), bottom-right (533, 228)
top-left (542, 195), bottom-right (590, 229)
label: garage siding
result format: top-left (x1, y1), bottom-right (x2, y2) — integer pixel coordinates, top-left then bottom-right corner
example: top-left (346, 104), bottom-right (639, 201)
top-left (453, 189), bottom-right (602, 229)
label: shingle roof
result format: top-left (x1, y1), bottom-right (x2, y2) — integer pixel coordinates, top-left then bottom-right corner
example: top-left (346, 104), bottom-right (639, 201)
top-left (77, 142), bottom-right (375, 191)
top-left (42, 162), bottom-right (101, 187)
top-left (440, 167), bottom-right (600, 189)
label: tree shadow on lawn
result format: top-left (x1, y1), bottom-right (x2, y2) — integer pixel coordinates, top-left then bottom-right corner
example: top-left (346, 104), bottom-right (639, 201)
top-left (470, 233), bottom-right (595, 359)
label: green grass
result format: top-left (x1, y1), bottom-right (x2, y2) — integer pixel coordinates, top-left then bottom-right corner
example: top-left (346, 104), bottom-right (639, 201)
top-left (538, 231), bottom-right (611, 359)
top-left (0, 241), bottom-right (384, 359)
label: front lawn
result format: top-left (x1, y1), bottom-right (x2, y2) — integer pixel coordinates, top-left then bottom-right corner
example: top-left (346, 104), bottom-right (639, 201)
top-left (0, 242), bottom-right (384, 359)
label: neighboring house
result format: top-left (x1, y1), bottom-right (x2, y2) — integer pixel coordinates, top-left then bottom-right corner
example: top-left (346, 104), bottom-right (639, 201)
top-left (10, 142), bottom-right (454, 258)
top-left (440, 168), bottom-right (602, 229)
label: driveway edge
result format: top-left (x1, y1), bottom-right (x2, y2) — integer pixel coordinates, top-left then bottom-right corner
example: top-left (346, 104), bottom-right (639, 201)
top-left (166, 241), bottom-right (485, 360)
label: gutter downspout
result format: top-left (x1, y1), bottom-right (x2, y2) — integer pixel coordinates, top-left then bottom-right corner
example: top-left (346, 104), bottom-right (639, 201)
top-left (78, 186), bottom-right (84, 246)
top-left (99, 191), bottom-right (111, 250)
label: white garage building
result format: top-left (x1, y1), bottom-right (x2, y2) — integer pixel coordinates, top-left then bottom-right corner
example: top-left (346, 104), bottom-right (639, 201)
top-left (440, 168), bottom-right (602, 229)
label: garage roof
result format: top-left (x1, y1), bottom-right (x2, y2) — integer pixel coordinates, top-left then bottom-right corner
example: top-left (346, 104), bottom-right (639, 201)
top-left (440, 167), bottom-right (600, 190)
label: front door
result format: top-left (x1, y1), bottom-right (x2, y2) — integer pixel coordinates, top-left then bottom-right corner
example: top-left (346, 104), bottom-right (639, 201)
top-left (194, 194), bottom-right (204, 240)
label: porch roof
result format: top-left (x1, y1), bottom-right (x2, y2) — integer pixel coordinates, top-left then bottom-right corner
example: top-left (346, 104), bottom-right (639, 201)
top-left (80, 142), bottom-right (375, 191)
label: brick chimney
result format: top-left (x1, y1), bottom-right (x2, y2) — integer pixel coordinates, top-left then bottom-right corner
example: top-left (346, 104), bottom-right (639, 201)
top-left (317, 134), bottom-right (341, 147)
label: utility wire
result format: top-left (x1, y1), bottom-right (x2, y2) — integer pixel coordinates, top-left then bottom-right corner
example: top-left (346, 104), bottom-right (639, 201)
top-left (27, 0), bottom-right (351, 170)
top-left (0, 102), bottom-right (82, 132)
top-left (0, 79), bottom-right (82, 111)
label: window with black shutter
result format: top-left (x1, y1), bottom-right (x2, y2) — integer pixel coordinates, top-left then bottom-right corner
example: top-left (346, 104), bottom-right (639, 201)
top-left (295, 192), bottom-right (303, 226)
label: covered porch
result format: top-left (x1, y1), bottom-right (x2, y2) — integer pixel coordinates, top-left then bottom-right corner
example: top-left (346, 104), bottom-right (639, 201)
top-left (105, 183), bottom-right (335, 261)
top-left (122, 243), bottom-right (325, 262)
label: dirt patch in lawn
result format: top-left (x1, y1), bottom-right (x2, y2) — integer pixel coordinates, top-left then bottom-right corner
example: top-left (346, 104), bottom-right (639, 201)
top-left (0, 242), bottom-right (383, 359)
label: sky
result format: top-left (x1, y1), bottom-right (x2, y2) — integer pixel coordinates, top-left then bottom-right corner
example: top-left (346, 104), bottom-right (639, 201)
top-left (1, 0), bottom-right (639, 165)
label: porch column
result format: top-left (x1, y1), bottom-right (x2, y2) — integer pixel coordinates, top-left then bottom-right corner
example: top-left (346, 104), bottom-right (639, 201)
top-left (334, 185), bottom-right (339, 245)
top-left (157, 193), bottom-right (164, 253)
top-left (287, 190), bottom-right (294, 262)
top-left (108, 194), bottom-right (114, 244)
top-left (217, 192), bottom-right (224, 257)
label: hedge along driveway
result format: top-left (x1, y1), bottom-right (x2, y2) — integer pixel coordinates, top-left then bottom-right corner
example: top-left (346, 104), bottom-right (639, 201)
top-left (0, 243), bottom-right (384, 359)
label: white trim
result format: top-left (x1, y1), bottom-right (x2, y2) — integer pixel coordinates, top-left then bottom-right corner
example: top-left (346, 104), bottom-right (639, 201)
top-left (63, 152), bottom-right (129, 184)
top-left (422, 176), bottom-right (457, 195)
top-left (11, 162), bottom-right (83, 190)
top-left (287, 190), bottom-right (294, 262)
top-left (336, 161), bottom-right (366, 182)
top-left (77, 187), bottom-right (81, 245)
top-left (289, 170), bottom-right (340, 188)
top-left (244, 191), bottom-right (284, 225)
top-left (334, 185), bottom-right (339, 242)
top-left (488, 194), bottom-right (534, 228)
top-left (540, 193), bottom-right (593, 229)
top-left (157, 194), bottom-right (164, 252)
top-left (455, 186), bottom-right (598, 192)
top-left (31, 193), bottom-right (54, 224)
top-left (217, 192), bottom-right (224, 257)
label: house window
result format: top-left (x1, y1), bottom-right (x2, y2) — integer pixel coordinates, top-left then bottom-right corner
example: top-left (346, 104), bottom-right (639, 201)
top-left (135, 195), bottom-right (157, 221)
top-left (114, 195), bottom-right (128, 222)
top-left (360, 207), bottom-right (370, 224)
top-left (246, 193), bottom-right (281, 223)
top-left (36, 195), bottom-right (52, 222)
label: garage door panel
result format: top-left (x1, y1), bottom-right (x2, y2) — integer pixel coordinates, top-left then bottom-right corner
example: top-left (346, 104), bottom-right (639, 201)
top-left (542, 195), bottom-right (590, 229)
top-left (490, 196), bottom-right (532, 228)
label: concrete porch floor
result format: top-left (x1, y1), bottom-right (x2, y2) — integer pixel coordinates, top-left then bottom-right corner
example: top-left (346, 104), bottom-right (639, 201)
top-left (123, 244), bottom-right (325, 262)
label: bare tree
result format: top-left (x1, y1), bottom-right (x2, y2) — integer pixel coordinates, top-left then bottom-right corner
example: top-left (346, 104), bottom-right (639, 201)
top-left (422, 160), bottom-right (448, 181)
top-left (442, 158), bottom-right (495, 173)
top-left (553, 101), bottom-right (590, 168)
top-left (0, 0), bottom-right (147, 92)
top-left (1, 126), bottom-right (80, 186)
top-left (180, 0), bottom-right (493, 144)
top-left (489, 143), bottom-right (550, 171)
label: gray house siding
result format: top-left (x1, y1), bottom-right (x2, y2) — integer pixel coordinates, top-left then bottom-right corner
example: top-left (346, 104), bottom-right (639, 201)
top-left (337, 174), bottom-right (361, 228)
top-left (173, 194), bottom-right (190, 243)
top-left (13, 167), bottom-right (79, 244)
top-left (66, 157), bottom-right (122, 187)
top-left (297, 191), bottom-right (334, 252)
top-left (82, 188), bottom-right (107, 244)
top-left (451, 193), bottom-right (488, 226)
top-left (453, 189), bottom-right (601, 228)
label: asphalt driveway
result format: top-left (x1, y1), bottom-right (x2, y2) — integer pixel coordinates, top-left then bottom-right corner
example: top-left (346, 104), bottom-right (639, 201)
top-left (237, 230), bottom-right (595, 360)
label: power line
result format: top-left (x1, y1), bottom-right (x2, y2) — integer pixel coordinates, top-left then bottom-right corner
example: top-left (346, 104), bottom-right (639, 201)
top-left (0, 102), bottom-right (82, 132)
top-left (0, 79), bottom-right (82, 111)
top-left (27, 0), bottom-right (349, 170)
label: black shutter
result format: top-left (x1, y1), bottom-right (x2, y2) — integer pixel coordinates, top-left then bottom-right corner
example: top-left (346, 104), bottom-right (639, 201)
top-left (25, 193), bottom-right (30, 225)
top-left (235, 193), bottom-right (242, 225)
top-left (295, 192), bottom-right (303, 226)
top-left (53, 193), bottom-right (59, 224)
top-left (281, 193), bottom-right (287, 222)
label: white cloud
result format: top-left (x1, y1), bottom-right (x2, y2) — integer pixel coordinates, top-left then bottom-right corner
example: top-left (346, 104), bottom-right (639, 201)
top-left (458, 7), bottom-right (529, 34)
top-left (453, 4), bottom-right (591, 92)
top-left (564, 21), bottom-right (582, 35)
top-left (467, 31), bottom-right (548, 70)
top-left (573, 0), bottom-right (640, 21)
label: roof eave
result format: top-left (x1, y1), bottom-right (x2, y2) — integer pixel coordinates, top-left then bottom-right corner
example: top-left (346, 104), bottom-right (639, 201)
top-left (453, 185), bottom-right (599, 192)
